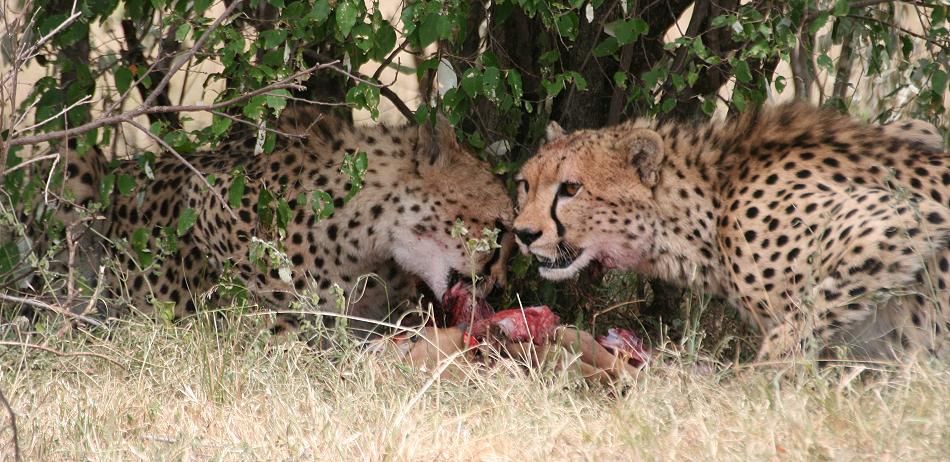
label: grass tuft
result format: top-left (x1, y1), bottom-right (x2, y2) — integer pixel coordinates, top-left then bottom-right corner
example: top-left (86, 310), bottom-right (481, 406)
top-left (1, 311), bottom-right (948, 460)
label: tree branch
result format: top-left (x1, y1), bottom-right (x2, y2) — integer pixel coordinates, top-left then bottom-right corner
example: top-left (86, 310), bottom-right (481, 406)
top-left (0, 292), bottom-right (104, 327)
top-left (124, 120), bottom-right (236, 220)
top-left (380, 86), bottom-right (416, 123)
top-left (6, 61), bottom-right (339, 148)
top-left (120, 19), bottom-right (180, 127)
top-left (832, 27), bottom-right (855, 102)
top-left (142, 0), bottom-right (243, 108)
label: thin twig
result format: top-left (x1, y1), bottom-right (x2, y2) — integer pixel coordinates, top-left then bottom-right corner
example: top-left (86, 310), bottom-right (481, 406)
top-left (125, 119), bottom-right (238, 220)
top-left (142, 0), bottom-right (243, 107)
top-left (0, 340), bottom-right (125, 368)
top-left (0, 153), bottom-right (57, 175)
top-left (372, 38), bottom-right (412, 81)
top-left (0, 387), bottom-right (19, 462)
top-left (17, 0), bottom-right (80, 61)
top-left (380, 86), bottom-right (416, 123)
top-left (7, 61), bottom-right (339, 148)
top-left (210, 110), bottom-right (305, 138)
top-left (0, 293), bottom-right (103, 327)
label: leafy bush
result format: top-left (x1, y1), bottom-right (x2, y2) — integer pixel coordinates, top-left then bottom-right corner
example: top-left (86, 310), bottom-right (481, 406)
top-left (1, 0), bottom-right (948, 344)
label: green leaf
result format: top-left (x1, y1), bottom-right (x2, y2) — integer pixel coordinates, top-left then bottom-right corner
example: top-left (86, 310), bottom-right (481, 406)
top-left (212, 114), bottom-right (232, 137)
top-left (243, 95), bottom-right (267, 120)
top-left (336, 1), bottom-right (359, 38)
top-left (732, 89), bottom-right (747, 112)
top-left (817, 54), bottom-right (834, 73)
top-left (309, 0), bottom-right (331, 23)
top-left (593, 37), bottom-right (619, 57)
top-left (461, 68), bottom-right (482, 96)
top-left (115, 67), bottom-right (133, 95)
top-left (373, 21), bottom-right (397, 59)
top-left (415, 104), bottom-right (430, 125)
top-left (131, 228), bottom-right (152, 267)
top-left (177, 208), bottom-right (199, 236)
top-left (482, 66), bottom-right (500, 100)
top-left (538, 50), bottom-right (559, 66)
top-left (99, 173), bottom-right (115, 207)
top-left (311, 190), bottom-right (335, 219)
top-left (117, 174), bottom-right (136, 197)
top-left (228, 170), bottom-right (246, 209)
top-left (194, 0), bottom-right (211, 14)
top-left (660, 97), bottom-right (676, 113)
top-left (0, 241), bottom-right (20, 276)
top-left (641, 67), bottom-right (667, 88)
top-left (553, 11), bottom-right (578, 39)
top-left (774, 75), bottom-right (787, 93)
top-left (932, 69), bottom-right (947, 97)
top-left (809, 12), bottom-right (830, 35)
top-left (834, 0), bottom-right (849, 16)
top-left (277, 197), bottom-right (291, 231)
top-left (175, 24), bottom-right (190, 42)
top-left (732, 59), bottom-right (753, 83)
top-left (613, 71), bottom-right (628, 89)
top-left (417, 13), bottom-right (442, 47)
top-left (265, 89), bottom-right (290, 113)
top-left (507, 69), bottom-right (523, 101)
top-left (257, 189), bottom-right (274, 229)
top-left (572, 73), bottom-right (588, 91)
top-left (260, 29), bottom-right (287, 49)
top-left (608, 18), bottom-right (648, 45)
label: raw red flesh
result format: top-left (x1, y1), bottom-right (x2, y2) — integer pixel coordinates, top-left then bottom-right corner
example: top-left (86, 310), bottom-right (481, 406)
top-left (440, 282), bottom-right (495, 328)
top-left (440, 282), bottom-right (647, 364)
top-left (596, 327), bottom-right (650, 366)
top-left (471, 306), bottom-right (561, 345)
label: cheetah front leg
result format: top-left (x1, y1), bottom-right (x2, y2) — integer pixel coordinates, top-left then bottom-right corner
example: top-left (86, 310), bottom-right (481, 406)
top-left (755, 275), bottom-right (885, 361)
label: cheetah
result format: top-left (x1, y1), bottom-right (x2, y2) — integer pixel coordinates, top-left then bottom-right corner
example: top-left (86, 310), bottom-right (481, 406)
top-left (45, 106), bottom-right (514, 338)
top-left (512, 103), bottom-right (950, 361)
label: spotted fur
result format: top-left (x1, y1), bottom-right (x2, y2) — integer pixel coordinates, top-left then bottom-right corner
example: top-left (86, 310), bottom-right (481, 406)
top-left (514, 103), bottom-right (950, 360)
top-left (57, 106), bottom-right (514, 337)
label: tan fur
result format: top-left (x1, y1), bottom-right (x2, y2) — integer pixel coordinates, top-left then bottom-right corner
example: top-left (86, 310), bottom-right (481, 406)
top-left (57, 106), bottom-right (514, 338)
top-left (515, 103), bottom-right (950, 360)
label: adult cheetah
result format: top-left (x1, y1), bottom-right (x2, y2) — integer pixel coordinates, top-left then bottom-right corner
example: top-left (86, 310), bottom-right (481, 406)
top-left (513, 103), bottom-right (950, 361)
top-left (45, 106), bottom-right (514, 337)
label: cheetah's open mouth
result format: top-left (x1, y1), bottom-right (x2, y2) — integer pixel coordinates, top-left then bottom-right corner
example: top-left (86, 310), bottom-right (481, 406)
top-left (535, 242), bottom-right (599, 281)
top-left (536, 242), bottom-right (582, 269)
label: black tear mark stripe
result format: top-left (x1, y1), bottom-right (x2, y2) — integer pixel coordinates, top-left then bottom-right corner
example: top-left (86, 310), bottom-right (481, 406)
top-left (551, 195), bottom-right (566, 237)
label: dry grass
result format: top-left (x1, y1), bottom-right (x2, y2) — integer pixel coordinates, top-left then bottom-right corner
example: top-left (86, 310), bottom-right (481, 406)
top-left (1, 312), bottom-right (948, 462)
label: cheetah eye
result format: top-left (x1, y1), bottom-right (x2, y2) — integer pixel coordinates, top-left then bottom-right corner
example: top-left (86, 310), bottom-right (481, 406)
top-left (558, 182), bottom-right (582, 198)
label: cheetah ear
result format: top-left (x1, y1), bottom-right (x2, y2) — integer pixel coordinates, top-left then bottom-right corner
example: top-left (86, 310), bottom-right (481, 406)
top-left (416, 114), bottom-right (460, 167)
top-left (543, 121), bottom-right (566, 145)
top-left (624, 129), bottom-right (665, 188)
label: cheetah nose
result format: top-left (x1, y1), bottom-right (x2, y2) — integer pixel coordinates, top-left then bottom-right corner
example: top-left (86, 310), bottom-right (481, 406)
top-left (514, 228), bottom-right (542, 246)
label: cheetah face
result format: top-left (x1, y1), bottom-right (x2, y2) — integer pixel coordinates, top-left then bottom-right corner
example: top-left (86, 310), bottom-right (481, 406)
top-left (513, 122), bottom-right (664, 280)
top-left (387, 118), bottom-right (515, 298)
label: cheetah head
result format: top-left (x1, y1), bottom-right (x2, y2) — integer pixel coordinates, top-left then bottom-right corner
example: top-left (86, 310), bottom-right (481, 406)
top-left (386, 117), bottom-right (515, 299)
top-left (513, 121), bottom-right (665, 280)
